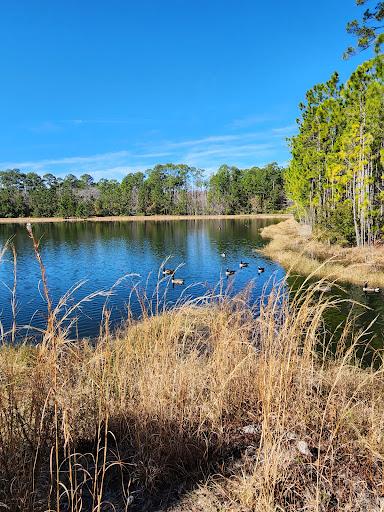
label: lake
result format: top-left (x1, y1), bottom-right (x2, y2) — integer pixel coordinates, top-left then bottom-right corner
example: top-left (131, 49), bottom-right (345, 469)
top-left (0, 218), bottom-right (287, 341)
top-left (0, 218), bottom-right (383, 362)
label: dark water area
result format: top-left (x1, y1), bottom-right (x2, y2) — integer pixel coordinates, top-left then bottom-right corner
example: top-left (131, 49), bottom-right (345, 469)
top-left (0, 218), bottom-right (286, 341)
top-left (287, 274), bottom-right (384, 365)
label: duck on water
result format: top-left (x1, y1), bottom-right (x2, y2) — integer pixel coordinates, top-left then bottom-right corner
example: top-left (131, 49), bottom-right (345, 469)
top-left (171, 277), bottom-right (184, 286)
top-left (162, 268), bottom-right (175, 276)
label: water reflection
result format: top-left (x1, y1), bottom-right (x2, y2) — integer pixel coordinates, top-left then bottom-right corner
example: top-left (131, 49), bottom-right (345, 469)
top-left (0, 218), bottom-right (285, 340)
top-left (2, 218), bottom-right (383, 361)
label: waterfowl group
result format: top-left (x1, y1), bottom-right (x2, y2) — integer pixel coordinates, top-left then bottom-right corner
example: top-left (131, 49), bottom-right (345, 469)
top-left (162, 267), bottom-right (184, 286)
top-left (363, 282), bottom-right (380, 293)
top-left (224, 261), bottom-right (266, 277)
top-left (164, 255), bottom-right (267, 285)
top-left (172, 262), bottom-right (380, 294)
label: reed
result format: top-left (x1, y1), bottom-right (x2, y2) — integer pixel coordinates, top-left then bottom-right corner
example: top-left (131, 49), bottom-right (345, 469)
top-left (0, 233), bottom-right (383, 511)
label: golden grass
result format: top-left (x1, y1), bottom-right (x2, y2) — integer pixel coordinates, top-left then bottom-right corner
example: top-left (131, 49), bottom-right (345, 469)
top-left (260, 218), bottom-right (384, 288)
top-left (1, 281), bottom-right (384, 511)
top-left (1, 227), bottom-right (384, 511)
top-left (0, 213), bottom-right (291, 224)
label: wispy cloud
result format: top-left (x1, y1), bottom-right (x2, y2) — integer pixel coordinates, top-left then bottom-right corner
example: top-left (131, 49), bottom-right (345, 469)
top-left (63, 119), bottom-right (154, 125)
top-left (29, 121), bottom-right (64, 134)
top-left (271, 124), bottom-right (297, 136)
top-left (0, 151), bottom-right (131, 171)
top-left (28, 118), bottom-right (156, 133)
top-left (138, 127), bottom-right (289, 169)
top-left (137, 132), bottom-right (265, 151)
top-left (2, 124), bottom-right (291, 178)
top-left (228, 114), bottom-right (276, 129)
top-left (182, 143), bottom-right (275, 168)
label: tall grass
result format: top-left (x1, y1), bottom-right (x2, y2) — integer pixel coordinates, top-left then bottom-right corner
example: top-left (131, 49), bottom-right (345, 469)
top-left (0, 230), bottom-right (383, 511)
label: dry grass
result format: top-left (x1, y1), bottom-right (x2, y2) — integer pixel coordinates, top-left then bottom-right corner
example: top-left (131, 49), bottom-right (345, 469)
top-left (1, 228), bottom-right (384, 511)
top-left (260, 218), bottom-right (384, 288)
top-left (0, 214), bottom-right (291, 224)
top-left (1, 288), bottom-right (384, 511)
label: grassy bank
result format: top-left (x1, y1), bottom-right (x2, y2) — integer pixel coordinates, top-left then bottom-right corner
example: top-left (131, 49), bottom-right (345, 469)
top-left (1, 224), bottom-right (383, 511)
top-left (1, 281), bottom-right (384, 511)
top-left (0, 213), bottom-right (291, 224)
top-left (260, 218), bottom-right (384, 288)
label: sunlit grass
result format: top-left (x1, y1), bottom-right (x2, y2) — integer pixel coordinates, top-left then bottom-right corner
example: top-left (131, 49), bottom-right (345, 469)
top-left (0, 228), bottom-right (383, 511)
top-left (260, 218), bottom-right (384, 288)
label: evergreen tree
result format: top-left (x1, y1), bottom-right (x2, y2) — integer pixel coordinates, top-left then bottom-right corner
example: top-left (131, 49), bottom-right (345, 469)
top-left (0, 163), bottom-right (286, 218)
top-left (286, 56), bottom-right (384, 246)
top-left (345, 0), bottom-right (384, 58)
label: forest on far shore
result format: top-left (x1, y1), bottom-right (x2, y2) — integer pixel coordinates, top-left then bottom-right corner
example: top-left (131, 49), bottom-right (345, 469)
top-left (0, 162), bottom-right (286, 218)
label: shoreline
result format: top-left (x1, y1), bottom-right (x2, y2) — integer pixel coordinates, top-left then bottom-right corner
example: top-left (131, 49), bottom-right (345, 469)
top-left (0, 213), bottom-right (291, 224)
top-left (260, 218), bottom-right (384, 288)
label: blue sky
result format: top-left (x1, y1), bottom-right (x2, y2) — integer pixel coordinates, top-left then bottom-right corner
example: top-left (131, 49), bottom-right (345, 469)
top-left (0, 0), bottom-right (370, 179)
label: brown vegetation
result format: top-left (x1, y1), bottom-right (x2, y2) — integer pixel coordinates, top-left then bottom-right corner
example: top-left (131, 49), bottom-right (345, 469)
top-left (1, 285), bottom-right (384, 509)
top-left (260, 218), bottom-right (384, 288)
top-left (1, 225), bottom-right (384, 511)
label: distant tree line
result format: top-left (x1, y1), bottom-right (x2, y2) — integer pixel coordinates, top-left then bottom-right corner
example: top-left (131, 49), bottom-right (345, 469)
top-left (0, 162), bottom-right (286, 218)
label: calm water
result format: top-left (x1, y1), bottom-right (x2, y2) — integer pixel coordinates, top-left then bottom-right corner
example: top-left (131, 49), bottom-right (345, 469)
top-left (288, 274), bottom-right (384, 364)
top-left (0, 219), bottom-right (383, 361)
top-left (0, 218), bottom-right (286, 340)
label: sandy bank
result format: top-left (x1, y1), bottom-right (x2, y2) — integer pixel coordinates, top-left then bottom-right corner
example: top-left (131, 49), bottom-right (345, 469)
top-left (0, 213), bottom-right (291, 224)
